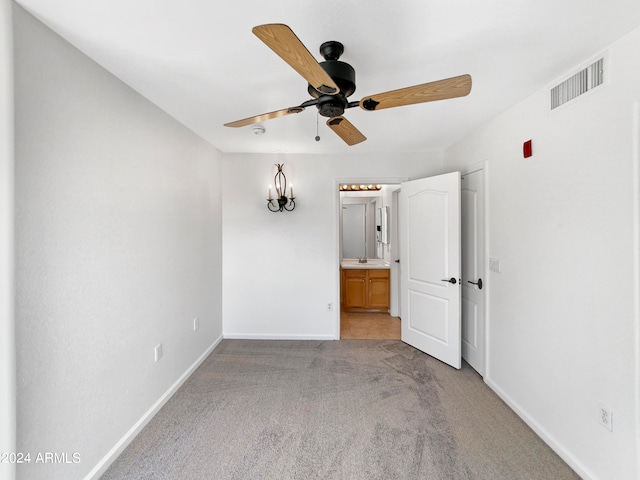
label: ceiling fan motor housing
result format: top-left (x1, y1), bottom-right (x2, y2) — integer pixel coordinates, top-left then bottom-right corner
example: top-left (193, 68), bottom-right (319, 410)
top-left (308, 60), bottom-right (356, 99)
top-left (308, 41), bottom-right (356, 118)
top-left (308, 41), bottom-right (356, 101)
top-left (308, 61), bottom-right (355, 117)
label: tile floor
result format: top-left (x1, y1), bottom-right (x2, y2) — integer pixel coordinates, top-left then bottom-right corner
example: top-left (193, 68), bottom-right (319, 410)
top-left (340, 310), bottom-right (401, 339)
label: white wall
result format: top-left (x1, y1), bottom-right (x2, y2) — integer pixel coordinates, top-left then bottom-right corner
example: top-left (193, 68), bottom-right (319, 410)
top-left (446, 27), bottom-right (640, 480)
top-left (0, 1), bottom-right (15, 480)
top-left (14, 4), bottom-right (639, 480)
top-left (222, 152), bottom-right (442, 339)
top-left (13, 7), bottom-right (223, 480)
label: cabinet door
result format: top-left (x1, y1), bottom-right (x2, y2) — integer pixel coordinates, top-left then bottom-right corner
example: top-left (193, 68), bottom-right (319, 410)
top-left (368, 270), bottom-right (390, 309)
top-left (344, 270), bottom-right (366, 308)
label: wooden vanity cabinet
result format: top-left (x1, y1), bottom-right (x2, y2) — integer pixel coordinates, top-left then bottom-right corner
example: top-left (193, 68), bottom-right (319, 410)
top-left (367, 269), bottom-right (391, 309)
top-left (341, 268), bottom-right (390, 311)
top-left (343, 269), bottom-right (367, 308)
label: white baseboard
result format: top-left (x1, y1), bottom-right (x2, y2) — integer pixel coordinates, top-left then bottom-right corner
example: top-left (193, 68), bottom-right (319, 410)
top-left (223, 333), bottom-right (337, 340)
top-left (484, 377), bottom-right (595, 480)
top-left (83, 334), bottom-right (223, 480)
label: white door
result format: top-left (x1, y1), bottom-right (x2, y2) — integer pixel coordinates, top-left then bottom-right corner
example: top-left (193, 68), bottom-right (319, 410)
top-left (461, 169), bottom-right (485, 375)
top-left (400, 172), bottom-right (461, 369)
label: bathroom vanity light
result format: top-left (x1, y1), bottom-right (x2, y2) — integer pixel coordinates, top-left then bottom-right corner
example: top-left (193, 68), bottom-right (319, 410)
top-left (267, 164), bottom-right (295, 212)
top-left (339, 184), bottom-right (382, 192)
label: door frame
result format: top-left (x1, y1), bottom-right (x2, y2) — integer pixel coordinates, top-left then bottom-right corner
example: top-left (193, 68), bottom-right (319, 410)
top-left (333, 177), bottom-right (409, 339)
top-left (389, 187), bottom-right (401, 317)
top-left (461, 161), bottom-right (489, 377)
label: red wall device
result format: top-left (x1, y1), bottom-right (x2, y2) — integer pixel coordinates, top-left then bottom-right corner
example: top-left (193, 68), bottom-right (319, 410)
top-left (523, 140), bottom-right (532, 158)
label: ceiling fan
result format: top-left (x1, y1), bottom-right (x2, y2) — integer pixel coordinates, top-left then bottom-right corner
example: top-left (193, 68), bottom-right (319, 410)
top-left (224, 24), bottom-right (472, 146)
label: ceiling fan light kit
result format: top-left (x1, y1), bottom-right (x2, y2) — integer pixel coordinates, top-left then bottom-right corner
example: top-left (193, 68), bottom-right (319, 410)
top-left (225, 23), bottom-right (472, 146)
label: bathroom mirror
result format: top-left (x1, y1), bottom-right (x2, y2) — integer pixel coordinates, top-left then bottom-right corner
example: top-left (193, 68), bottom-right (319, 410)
top-left (340, 194), bottom-right (385, 259)
top-left (342, 203), bottom-right (367, 258)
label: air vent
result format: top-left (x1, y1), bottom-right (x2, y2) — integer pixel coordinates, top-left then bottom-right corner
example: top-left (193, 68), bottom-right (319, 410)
top-left (550, 58), bottom-right (604, 110)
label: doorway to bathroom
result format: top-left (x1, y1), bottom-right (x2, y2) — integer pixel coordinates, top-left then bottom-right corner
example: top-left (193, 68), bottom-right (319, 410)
top-left (338, 181), bottom-right (402, 339)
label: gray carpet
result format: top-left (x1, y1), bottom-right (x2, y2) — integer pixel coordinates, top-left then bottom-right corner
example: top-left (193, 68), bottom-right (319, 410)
top-left (100, 340), bottom-right (580, 480)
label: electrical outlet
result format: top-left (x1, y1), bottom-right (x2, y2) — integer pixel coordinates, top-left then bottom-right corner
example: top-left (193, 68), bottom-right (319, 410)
top-left (327, 303), bottom-right (333, 311)
top-left (193, 317), bottom-right (199, 331)
top-left (154, 344), bottom-right (163, 362)
top-left (598, 402), bottom-right (613, 431)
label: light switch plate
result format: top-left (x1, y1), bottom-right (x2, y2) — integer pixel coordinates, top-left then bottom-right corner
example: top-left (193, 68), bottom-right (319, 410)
top-left (489, 258), bottom-right (502, 273)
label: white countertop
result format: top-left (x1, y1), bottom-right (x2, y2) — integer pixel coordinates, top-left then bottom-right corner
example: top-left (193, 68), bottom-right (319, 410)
top-left (340, 259), bottom-right (390, 269)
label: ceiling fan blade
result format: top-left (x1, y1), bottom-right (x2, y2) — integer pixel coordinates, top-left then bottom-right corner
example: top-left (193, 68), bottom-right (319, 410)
top-left (253, 24), bottom-right (339, 95)
top-left (359, 74), bottom-right (472, 111)
top-left (224, 106), bottom-right (305, 128)
top-left (326, 117), bottom-right (367, 146)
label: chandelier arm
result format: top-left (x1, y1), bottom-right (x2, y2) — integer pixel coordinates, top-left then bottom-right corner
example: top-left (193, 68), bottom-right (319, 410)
top-left (283, 198), bottom-right (296, 211)
top-left (267, 200), bottom-right (281, 212)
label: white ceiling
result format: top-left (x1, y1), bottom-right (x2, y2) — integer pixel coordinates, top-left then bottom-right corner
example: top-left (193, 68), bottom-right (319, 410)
top-left (14, 0), bottom-right (640, 154)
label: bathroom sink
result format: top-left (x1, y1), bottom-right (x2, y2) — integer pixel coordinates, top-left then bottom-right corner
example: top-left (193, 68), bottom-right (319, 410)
top-left (340, 259), bottom-right (390, 269)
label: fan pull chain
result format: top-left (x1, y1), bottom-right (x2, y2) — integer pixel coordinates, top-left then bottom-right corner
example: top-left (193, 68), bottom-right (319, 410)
top-left (315, 112), bottom-right (320, 142)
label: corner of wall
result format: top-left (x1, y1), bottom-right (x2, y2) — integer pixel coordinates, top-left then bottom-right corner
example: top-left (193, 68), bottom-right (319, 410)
top-left (632, 99), bottom-right (640, 480)
top-left (0, 1), bottom-right (16, 480)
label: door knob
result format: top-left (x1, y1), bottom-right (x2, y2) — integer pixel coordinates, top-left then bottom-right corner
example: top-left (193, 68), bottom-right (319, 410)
top-left (468, 278), bottom-right (483, 290)
top-left (441, 277), bottom-right (457, 284)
